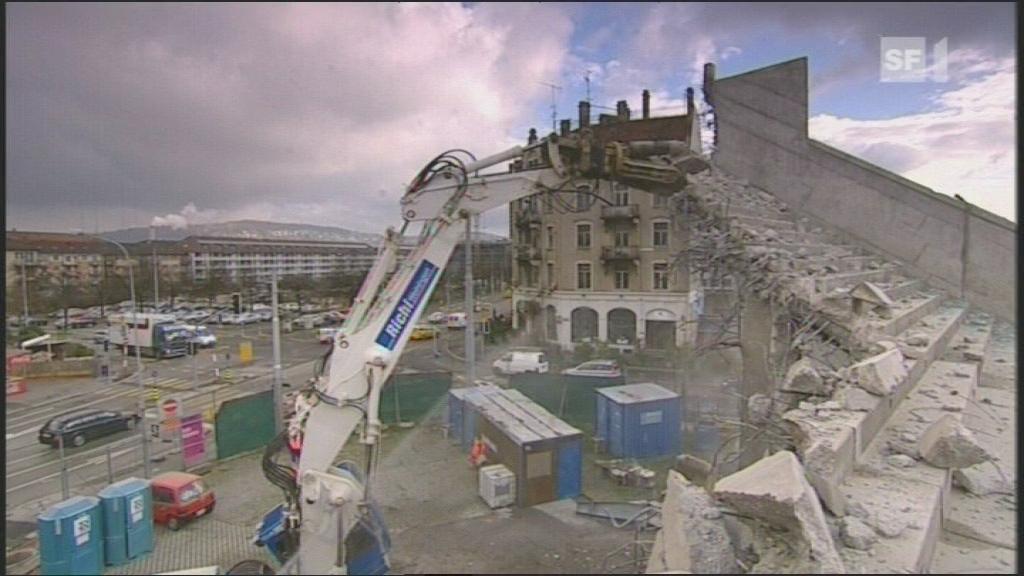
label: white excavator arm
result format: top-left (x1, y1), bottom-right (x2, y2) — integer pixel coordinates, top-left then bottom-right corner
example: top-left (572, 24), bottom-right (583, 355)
top-left (258, 129), bottom-right (707, 575)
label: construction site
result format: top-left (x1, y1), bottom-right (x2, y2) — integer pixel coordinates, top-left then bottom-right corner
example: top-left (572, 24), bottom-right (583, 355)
top-left (6, 44), bottom-right (1016, 576)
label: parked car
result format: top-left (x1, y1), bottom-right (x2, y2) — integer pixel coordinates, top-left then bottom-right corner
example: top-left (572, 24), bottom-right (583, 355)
top-left (92, 329), bottom-right (109, 344)
top-left (237, 312), bottom-right (261, 325)
top-left (427, 311), bottom-right (446, 324)
top-left (151, 471), bottom-right (216, 531)
top-left (492, 350), bottom-right (549, 375)
top-left (255, 309), bottom-right (273, 322)
top-left (55, 315), bottom-right (98, 329)
top-left (410, 325), bottom-right (437, 341)
top-left (561, 360), bottom-right (623, 379)
top-left (38, 409), bottom-right (140, 448)
top-left (447, 313), bottom-right (467, 329)
top-left (184, 325), bottom-right (217, 348)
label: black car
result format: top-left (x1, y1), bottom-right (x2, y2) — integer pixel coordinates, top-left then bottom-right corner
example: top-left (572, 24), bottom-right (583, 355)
top-left (39, 409), bottom-right (141, 448)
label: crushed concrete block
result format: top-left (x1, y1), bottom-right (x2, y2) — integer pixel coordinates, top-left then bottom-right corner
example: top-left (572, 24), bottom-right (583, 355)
top-left (747, 393), bottom-right (774, 426)
top-left (918, 414), bottom-right (992, 468)
top-left (836, 386), bottom-right (877, 412)
top-left (952, 464), bottom-right (1011, 496)
top-left (849, 348), bottom-right (907, 396)
top-left (714, 451), bottom-right (846, 573)
top-left (865, 512), bottom-right (908, 539)
top-left (782, 357), bottom-right (829, 395)
top-left (674, 454), bottom-right (712, 488)
top-left (904, 334), bottom-right (930, 347)
top-left (722, 514), bottom-right (760, 569)
top-left (802, 439), bottom-right (848, 516)
top-left (839, 517), bottom-right (877, 550)
top-left (658, 471), bottom-right (738, 573)
top-left (886, 454), bottom-right (916, 468)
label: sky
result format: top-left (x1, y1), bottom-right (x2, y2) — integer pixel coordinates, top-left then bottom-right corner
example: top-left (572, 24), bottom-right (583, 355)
top-left (5, 2), bottom-right (1017, 237)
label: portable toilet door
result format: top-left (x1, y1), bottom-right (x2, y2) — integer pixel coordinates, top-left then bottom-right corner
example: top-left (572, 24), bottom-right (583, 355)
top-left (99, 477), bottom-right (154, 565)
top-left (38, 495), bottom-right (104, 575)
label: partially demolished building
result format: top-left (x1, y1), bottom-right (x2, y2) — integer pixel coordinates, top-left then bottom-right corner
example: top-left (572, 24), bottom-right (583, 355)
top-left (642, 57), bottom-right (1017, 574)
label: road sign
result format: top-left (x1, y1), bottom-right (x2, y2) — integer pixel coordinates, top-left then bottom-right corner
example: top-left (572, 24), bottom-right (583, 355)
top-left (161, 398), bottom-right (180, 420)
top-left (239, 341), bottom-right (253, 364)
top-left (150, 423), bottom-right (161, 438)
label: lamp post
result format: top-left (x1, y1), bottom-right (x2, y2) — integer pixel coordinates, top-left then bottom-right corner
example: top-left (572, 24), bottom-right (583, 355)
top-left (82, 233), bottom-right (151, 478)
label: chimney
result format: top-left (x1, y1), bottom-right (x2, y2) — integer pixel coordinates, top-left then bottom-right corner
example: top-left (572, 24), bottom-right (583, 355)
top-left (559, 119), bottom-right (571, 136)
top-left (703, 62), bottom-right (716, 105)
top-left (616, 100), bottom-right (630, 121)
top-left (686, 87), bottom-right (695, 115)
top-left (578, 100), bottom-right (591, 128)
top-left (528, 128), bottom-right (537, 145)
top-left (642, 89), bottom-right (650, 119)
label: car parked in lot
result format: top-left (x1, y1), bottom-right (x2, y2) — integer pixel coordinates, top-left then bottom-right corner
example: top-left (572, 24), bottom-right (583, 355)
top-left (39, 409), bottom-right (140, 448)
top-left (151, 471), bottom-right (216, 531)
top-left (184, 325), bottom-right (217, 348)
top-left (92, 329), bottom-right (109, 344)
top-left (561, 360), bottom-right (623, 379)
top-left (427, 311), bottom-right (447, 324)
top-left (55, 316), bottom-right (98, 329)
top-left (492, 350), bottom-right (549, 375)
top-left (410, 325), bottom-right (437, 340)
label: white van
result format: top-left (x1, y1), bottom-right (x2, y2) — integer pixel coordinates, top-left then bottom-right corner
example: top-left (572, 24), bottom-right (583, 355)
top-left (492, 350), bottom-right (549, 376)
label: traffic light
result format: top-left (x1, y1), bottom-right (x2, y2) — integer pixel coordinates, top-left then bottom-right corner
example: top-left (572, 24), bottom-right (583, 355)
top-left (232, 292), bottom-right (241, 314)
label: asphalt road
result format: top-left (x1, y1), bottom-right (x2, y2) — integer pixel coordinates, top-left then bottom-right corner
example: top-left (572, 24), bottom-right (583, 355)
top-left (5, 319), bottom-right (486, 512)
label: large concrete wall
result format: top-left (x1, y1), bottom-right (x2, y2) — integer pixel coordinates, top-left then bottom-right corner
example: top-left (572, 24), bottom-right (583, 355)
top-left (710, 58), bottom-right (1016, 321)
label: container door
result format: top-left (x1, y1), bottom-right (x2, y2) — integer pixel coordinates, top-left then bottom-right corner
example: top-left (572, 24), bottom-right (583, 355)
top-left (556, 441), bottom-right (582, 500)
top-left (595, 395), bottom-right (607, 445)
top-left (609, 404), bottom-right (624, 457)
top-left (639, 408), bottom-right (664, 457)
top-left (524, 449), bottom-right (556, 505)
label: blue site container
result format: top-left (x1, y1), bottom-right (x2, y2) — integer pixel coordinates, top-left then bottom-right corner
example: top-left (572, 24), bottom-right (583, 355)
top-left (97, 477), bottom-right (154, 565)
top-left (595, 383), bottom-right (682, 459)
top-left (38, 495), bottom-right (104, 575)
top-left (470, 387), bottom-right (583, 506)
top-left (448, 385), bottom-right (500, 451)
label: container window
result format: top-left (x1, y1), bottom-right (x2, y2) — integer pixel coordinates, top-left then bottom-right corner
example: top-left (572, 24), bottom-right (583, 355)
top-left (526, 451), bottom-right (552, 479)
top-left (640, 410), bottom-right (663, 425)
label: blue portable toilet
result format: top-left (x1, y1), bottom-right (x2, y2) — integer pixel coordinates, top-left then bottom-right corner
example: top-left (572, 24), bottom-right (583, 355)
top-left (38, 495), bottom-right (104, 575)
top-left (98, 477), bottom-right (154, 565)
top-left (595, 383), bottom-right (682, 459)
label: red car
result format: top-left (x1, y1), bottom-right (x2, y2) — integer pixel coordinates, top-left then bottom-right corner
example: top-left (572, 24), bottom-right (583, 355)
top-left (151, 471), bottom-right (216, 531)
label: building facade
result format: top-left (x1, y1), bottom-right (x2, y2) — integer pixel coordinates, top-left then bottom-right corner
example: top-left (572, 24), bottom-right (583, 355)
top-left (509, 92), bottom-right (703, 352)
top-left (180, 236), bottom-right (379, 283)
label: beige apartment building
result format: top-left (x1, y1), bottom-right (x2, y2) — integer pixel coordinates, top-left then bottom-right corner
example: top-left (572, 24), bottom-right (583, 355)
top-left (509, 93), bottom-right (703, 352)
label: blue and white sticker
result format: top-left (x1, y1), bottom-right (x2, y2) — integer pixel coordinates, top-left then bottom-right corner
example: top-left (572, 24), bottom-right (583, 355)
top-left (375, 260), bottom-right (439, 350)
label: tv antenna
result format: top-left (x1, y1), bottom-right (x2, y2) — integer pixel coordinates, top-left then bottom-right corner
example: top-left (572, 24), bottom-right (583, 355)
top-left (539, 81), bottom-right (562, 133)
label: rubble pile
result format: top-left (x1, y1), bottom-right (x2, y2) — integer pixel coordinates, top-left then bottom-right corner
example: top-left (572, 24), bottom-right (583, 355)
top-left (645, 165), bottom-right (1017, 573)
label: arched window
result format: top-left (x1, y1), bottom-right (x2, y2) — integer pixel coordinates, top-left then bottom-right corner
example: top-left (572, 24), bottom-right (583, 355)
top-left (570, 307), bottom-right (599, 342)
top-left (607, 308), bottom-right (637, 344)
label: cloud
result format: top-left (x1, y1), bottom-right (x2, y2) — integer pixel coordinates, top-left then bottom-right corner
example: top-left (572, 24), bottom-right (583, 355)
top-left (151, 202), bottom-right (221, 230)
top-left (810, 57), bottom-right (1016, 220)
top-left (6, 3), bottom-right (574, 233)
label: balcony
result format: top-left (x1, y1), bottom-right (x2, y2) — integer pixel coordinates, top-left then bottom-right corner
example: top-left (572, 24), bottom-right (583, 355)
top-left (516, 247), bottom-right (542, 262)
top-left (600, 245), bottom-right (640, 262)
top-left (600, 204), bottom-right (640, 222)
top-left (515, 210), bottom-right (542, 228)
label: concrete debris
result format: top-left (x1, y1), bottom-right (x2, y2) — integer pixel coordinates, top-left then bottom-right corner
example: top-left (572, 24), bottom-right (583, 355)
top-left (838, 517), bottom-right (877, 550)
top-left (747, 393), bottom-right (774, 426)
top-left (952, 464), bottom-right (1012, 496)
top-left (713, 451), bottom-right (845, 573)
top-left (653, 471), bottom-right (738, 573)
top-left (802, 439), bottom-right (848, 516)
top-left (835, 386), bottom-right (876, 412)
top-left (886, 454), bottom-right (916, 468)
top-left (904, 334), bottom-right (930, 347)
top-left (918, 414), bottom-right (992, 469)
top-left (782, 357), bottom-right (829, 395)
top-left (674, 454), bottom-right (712, 488)
top-left (865, 513), bottom-right (907, 539)
top-left (849, 348), bottom-right (907, 396)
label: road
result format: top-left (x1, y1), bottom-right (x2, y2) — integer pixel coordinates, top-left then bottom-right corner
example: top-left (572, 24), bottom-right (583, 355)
top-left (5, 318), bottom-right (496, 512)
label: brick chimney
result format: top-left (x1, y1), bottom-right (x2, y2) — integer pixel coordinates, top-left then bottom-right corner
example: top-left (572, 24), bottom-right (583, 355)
top-left (686, 87), bottom-right (695, 115)
top-left (578, 100), bottom-right (591, 128)
top-left (528, 128), bottom-right (537, 145)
top-left (559, 119), bottom-right (571, 136)
top-left (616, 100), bottom-right (630, 121)
top-left (642, 90), bottom-right (650, 119)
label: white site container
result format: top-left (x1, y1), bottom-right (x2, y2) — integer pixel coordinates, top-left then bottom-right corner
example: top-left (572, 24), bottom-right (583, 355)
top-left (478, 464), bottom-right (516, 509)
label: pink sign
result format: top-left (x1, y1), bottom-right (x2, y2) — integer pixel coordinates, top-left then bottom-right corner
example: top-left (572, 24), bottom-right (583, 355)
top-left (181, 414), bottom-right (206, 468)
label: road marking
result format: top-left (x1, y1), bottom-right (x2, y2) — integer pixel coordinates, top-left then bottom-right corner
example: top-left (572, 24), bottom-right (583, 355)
top-left (5, 386), bottom-right (140, 428)
top-left (6, 443), bottom-right (174, 494)
top-left (5, 434), bottom-right (142, 474)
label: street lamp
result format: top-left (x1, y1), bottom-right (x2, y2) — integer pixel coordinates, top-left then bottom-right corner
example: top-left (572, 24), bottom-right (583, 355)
top-left (80, 233), bottom-right (151, 478)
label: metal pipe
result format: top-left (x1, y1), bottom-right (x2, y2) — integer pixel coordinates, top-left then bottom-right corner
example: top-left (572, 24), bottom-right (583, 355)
top-left (272, 271), bottom-right (283, 435)
top-left (464, 216), bottom-right (476, 384)
top-left (463, 146), bottom-right (523, 174)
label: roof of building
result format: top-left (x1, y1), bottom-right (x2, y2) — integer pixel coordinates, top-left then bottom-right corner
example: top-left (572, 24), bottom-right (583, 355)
top-left (465, 386), bottom-right (581, 444)
top-left (6, 231), bottom-right (117, 254)
top-left (597, 382), bottom-right (680, 404)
